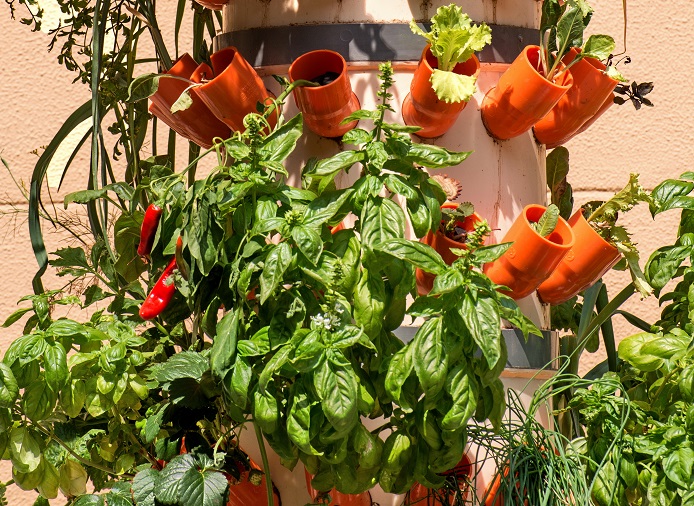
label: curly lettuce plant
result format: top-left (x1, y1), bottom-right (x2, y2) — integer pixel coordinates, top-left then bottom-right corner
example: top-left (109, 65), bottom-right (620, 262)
top-left (409, 4), bottom-right (491, 103)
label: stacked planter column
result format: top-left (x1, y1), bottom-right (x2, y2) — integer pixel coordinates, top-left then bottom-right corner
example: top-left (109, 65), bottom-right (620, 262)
top-left (216, 1), bottom-right (555, 504)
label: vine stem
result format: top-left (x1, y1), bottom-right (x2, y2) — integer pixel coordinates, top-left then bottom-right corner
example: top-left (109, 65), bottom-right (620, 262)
top-left (254, 422), bottom-right (274, 506)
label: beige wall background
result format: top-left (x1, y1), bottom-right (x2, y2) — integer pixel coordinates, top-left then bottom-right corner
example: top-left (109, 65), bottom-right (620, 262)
top-left (0, 0), bottom-right (691, 503)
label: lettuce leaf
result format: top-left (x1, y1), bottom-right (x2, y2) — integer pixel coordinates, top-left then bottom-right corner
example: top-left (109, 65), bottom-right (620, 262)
top-left (429, 70), bottom-right (477, 104)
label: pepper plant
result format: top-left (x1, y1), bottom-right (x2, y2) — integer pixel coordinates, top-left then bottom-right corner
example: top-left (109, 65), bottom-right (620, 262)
top-left (0, 1), bottom-right (544, 500)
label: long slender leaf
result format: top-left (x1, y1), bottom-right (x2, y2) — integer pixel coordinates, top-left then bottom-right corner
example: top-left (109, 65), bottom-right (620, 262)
top-left (595, 283), bottom-right (617, 372)
top-left (29, 101), bottom-right (93, 293)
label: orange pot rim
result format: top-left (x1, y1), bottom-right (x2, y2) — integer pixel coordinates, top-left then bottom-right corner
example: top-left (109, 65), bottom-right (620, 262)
top-left (520, 204), bottom-right (575, 249)
top-left (288, 49), bottom-right (350, 91)
top-left (570, 208), bottom-right (619, 255)
top-left (419, 44), bottom-right (481, 78)
top-left (519, 46), bottom-right (573, 93)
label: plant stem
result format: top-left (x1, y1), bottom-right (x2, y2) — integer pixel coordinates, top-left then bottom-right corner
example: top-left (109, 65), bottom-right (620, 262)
top-left (254, 422), bottom-right (274, 506)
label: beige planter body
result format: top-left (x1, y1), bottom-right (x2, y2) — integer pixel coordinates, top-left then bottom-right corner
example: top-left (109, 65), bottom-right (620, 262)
top-left (219, 1), bottom-right (549, 504)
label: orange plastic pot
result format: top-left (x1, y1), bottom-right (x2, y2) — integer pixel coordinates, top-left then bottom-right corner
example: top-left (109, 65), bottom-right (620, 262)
top-left (537, 209), bottom-right (621, 305)
top-left (304, 469), bottom-right (371, 506)
top-left (194, 0), bottom-right (228, 9)
top-left (480, 46), bottom-right (573, 141)
top-left (148, 54), bottom-right (231, 148)
top-left (288, 50), bottom-right (360, 138)
top-left (534, 48), bottom-right (618, 148)
top-left (406, 454), bottom-right (473, 505)
top-left (192, 47), bottom-right (277, 133)
top-left (415, 204), bottom-right (485, 295)
top-left (483, 204), bottom-right (574, 300)
top-left (402, 46), bottom-right (480, 138)
top-left (571, 91), bottom-right (615, 139)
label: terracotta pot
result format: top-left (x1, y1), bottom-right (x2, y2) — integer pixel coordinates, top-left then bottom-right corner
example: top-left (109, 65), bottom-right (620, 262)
top-left (148, 54), bottom-right (231, 148)
top-left (402, 46), bottom-right (480, 138)
top-left (533, 48), bottom-right (618, 148)
top-left (536, 209), bottom-right (621, 305)
top-left (288, 50), bottom-right (360, 138)
top-left (406, 454), bottom-right (473, 505)
top-left (480, 46), bottom-right (573, 141)
top-left (191, 47), bottom-right (277, 133)
top-left (415, 204), bottom-right (485, 295)
top-left (304, 469), bottom-right (371, 506)
top-left (194, 0), bottom-right (228, 9)
top-left (483, 204), bottom-right (574, 300)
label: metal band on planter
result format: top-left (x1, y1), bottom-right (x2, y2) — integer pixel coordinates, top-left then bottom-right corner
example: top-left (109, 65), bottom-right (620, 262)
top-left (214, 23), bottom-right (537, 67)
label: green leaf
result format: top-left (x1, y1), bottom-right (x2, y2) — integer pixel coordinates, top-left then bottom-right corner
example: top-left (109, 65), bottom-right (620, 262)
top-left (210, 309), bottom-right (240, 380)
top-left (127, 73), bottom-right (161, 102)
top-left (441, 365), bottom-right (477, 430)
top-left (360, 197), bottom-right (405, 248)
top-left (385, 345), bottom-right (413, 403)
top-left (354, 268), bottom-right (386, 339)
top-left (405, 143), bottom-right (471, 169)
top-left (178, 468), bottom-right (228, 506)
top-left (152, 352), bottom-right (209, 383)
top-left (260, 243), bottom-right (292, 304)
top-left (663, 446), bottom-right (694, 488)
top-left (303, 190), bottom-right (352, 227)
top-left (430, 70), bottom-right (477, 103)
top-left (259, 345), bottom-right (292, 392)
top-left (258, 114), bottom-right (303, 163)
top-left (73, 496), bottom-right (103, 506)
top-left (0, 363), bottom-right (19, 408)
top-left (556, 1), bottom-right (585, 55)
top-left (144, 405), bottom-right (168, 444)
top-left (254, 388), bottom-right (280, 434)
top-left (413, 317), bottom-right (446, 399)
top-left (154, 454), bottom-right (197, 504)
top-left (226, 356), bottom-right (252, 410)
top-left (170, 91), bottom-right (193, 114)
top-left (10, 426), bottom-right (42, 473)
top-left (63, 189), bottom-right (107, 207)
top-left (287, 384), bottom-right (318, 455)
top-left (60, 379), bottom-right (86, 418)
top-left (581, 34), bottom-right (615, 61)
top-left (375, 239), bottom-right (446, 274)
top-left (44, 342), bottom-right (69, 393)
top-left (23, 378), bottom-right (57, 421)
top-left (323, 364), bottom-right (359, 435)
top-left (460, 294), bottom-right (501, 368)
top-left (305, 150), bottom-right (364, 177)
top-left (546, 147), bottom-right (573, 219)
top-left (530, 204), bottom-right (560, 237)
top-left (292, 225), bottom-right (323, 265)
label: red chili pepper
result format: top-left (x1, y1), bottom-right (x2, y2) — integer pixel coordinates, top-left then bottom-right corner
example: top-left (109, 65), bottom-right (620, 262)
top-left (139, 257), bottom-right (177, 320)
top-left (137, 204), bottom-right (163, 257)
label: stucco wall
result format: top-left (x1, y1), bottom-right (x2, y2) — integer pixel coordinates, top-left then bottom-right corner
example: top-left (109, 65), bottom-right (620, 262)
top-left (0, 0), bottom-right (691, 503)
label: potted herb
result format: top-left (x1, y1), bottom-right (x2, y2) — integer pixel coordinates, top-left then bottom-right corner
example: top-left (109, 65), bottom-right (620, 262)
top-left (484, 204), bottom-right (574, 300)
top-left (481, 0), bottom-right (614, 141)
top-left (404, 454), bottom-right (473, 505)
top-left (403, 4), bottom-right (491, 138)
top-left (288, 49), bottom-right (361, 138)
top-left (538, 173), bottom-right (653, 304)
top-left (415, 200), bottom-right (486, 296)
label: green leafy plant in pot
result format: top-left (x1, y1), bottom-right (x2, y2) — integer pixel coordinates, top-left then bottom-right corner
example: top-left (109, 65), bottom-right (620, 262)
top-left (403, 4), bottom-right (491, 138)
